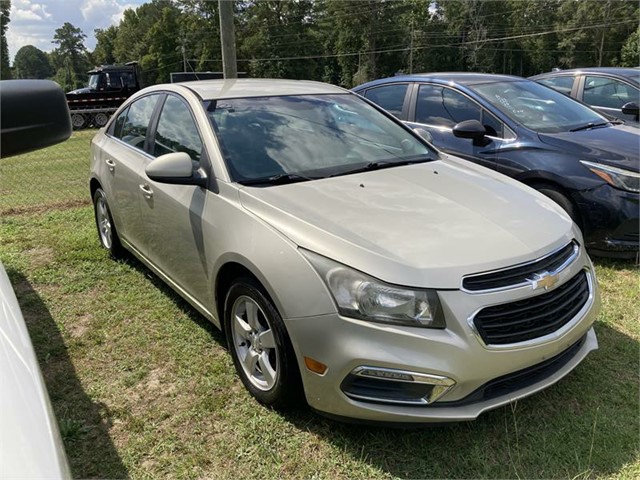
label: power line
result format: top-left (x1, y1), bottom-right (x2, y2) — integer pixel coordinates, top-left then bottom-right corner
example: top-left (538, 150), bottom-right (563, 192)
top-left (216, 18), bottom-right (638, 63)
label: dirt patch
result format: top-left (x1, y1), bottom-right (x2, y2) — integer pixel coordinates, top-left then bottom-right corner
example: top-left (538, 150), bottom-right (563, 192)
top-left (26, 246), bottom-right (55, 269)
top-left (68, 314), bottom-right (93, 338)
top-left (0, 198), bottom-right (90, 217)
top-left (143, 367), bottom-right (177, 396)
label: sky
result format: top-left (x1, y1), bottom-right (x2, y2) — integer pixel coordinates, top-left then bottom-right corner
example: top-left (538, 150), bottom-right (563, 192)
top-left (6, 0), bottom-right (148, 61)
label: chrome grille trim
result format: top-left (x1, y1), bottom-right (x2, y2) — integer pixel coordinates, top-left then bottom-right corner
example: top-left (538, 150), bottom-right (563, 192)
top-left (461, 241), bottom-right (579, 294)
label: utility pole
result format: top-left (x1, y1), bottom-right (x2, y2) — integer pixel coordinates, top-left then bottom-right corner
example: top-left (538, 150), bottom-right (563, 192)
top-left (218, 0), bottom-right (237, 79)
top-left (181, 38), bottom-right (187, 72)
top-left (409, 29), bottom-right (414, 74)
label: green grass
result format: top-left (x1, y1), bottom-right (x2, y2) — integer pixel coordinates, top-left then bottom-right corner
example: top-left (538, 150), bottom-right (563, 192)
top-left (0, 138), bottom-right (638, 479)
top-left (0, 130), bottom-right (94, 215)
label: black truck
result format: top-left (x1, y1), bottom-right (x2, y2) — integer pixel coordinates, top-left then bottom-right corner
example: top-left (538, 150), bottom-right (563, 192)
top-left (66, 62), bottom-right (141, 129)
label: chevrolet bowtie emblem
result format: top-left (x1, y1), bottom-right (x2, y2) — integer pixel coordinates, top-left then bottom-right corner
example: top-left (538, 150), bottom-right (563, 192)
top-left (529, 271), bottom-right (560, 290)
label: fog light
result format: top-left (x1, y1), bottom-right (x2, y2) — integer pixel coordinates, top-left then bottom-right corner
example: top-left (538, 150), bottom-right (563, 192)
top-left (341, 366), bottom-right (455, 405)
top-left (359, 368), bottom-right (414, 382)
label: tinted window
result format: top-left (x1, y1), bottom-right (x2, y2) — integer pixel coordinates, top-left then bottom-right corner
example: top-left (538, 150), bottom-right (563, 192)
top-left (111, 106), bottom-right (129, 138)
top-left (583, 76), bottom-right (639, 109)
top-left (415, 85), bottom-right (456, 127)
top-left (120, 95), bottom-right (159, 150)
top-left (481, 110), bottom-right (505, 138)
top-left (538, 76), bottom-right (574, 95)
top-left (442, 88), bottom-right (481, 124)
top-left (416, 85), bottom-right (506, 137)
top-left (473, 80), bottom-right (605, 133)
top-left (105, 71), bottom-right (136, 89)
top-left (206, 94), bottom-right (434, 182)
top-left (154, 96), bottom-right (203, 163)
top-left (364, 84), bottom-right (408, 118)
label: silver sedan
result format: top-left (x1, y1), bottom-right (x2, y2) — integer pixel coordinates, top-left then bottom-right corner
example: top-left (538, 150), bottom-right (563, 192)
top-left (90, 79), bottom-right (599, 423)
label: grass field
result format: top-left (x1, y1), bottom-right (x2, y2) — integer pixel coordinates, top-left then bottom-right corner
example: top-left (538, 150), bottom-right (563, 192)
top-left (0, 132), bottom-right (638, 479)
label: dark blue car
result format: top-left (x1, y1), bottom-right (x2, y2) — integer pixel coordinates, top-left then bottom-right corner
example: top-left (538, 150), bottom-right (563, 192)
top-left (353, 74), bottom-right (639, 258)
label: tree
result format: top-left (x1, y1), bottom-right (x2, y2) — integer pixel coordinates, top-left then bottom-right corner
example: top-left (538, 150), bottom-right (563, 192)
top-left (93, 26), bottom-right (119, 65)
top-left (238, 0), bottom-right (324, 80)
top-left (113, 0), bottom-right (180, 84)
top-left (51, 22), bottom-right (90, 90)
top-left (556, 0), bottom-right (638, 68)
top-left (13, 45), bottom-right (53, 78)
top-left (619, 27), bottom-right (639, 67)
top-left (1, 0), bottom-right (11, 79)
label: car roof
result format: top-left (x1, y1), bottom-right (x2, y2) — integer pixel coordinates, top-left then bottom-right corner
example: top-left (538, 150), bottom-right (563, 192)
top-left (354, 73), bottom-right (525, 91)
top-left (530, 67), bottom-right (640, 82)
top-left (173, 78), bottom-right (348, 100)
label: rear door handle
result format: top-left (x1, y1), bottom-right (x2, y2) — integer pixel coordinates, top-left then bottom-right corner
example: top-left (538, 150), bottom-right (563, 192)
top-left (105, 158), bottom-right (116, 172)
top-left (139, 184), bottom-right (153, 198)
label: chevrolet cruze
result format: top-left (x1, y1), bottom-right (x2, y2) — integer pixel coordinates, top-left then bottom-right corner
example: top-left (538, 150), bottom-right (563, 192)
top-left (90, 79), bottom-right (600, 423)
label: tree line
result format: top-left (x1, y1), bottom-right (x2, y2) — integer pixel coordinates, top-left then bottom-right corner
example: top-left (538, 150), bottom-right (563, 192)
top-left (3, 0), bottom-right (639, 91)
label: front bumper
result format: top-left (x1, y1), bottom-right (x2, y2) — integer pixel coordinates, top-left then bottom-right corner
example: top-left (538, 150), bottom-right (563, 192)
top-left (575, 184), bottom-right (639, 257)
top-left (285, 256), bottom-right (600, 423)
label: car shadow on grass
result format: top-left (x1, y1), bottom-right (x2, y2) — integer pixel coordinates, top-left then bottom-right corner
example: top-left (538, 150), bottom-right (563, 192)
top-left (7, 269), bottom-right (129, 479)
top-left (278, 323), bottom-right (638, 479)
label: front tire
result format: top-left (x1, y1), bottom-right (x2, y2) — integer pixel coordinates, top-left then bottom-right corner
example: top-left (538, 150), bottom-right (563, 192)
top-left (535, 185), bottom-right (582, 228)
top-left (224, 278), bottom-right (302, 408)
top-left (93, 188), bottom-right (125, 258)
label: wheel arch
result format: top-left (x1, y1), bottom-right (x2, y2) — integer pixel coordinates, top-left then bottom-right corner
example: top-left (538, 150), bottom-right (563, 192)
top-left (89, 177), bottom-right (102, 198)
top-left (518, 174), bottom-right (584, 229)
top-left (214, 257), bottom-right (285, 334)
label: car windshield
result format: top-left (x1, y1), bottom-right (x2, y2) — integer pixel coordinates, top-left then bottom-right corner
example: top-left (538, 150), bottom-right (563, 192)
top-left (472, 80), bottom-right (608, 133)
top-left (88, 74), bottom-right (100, 89)
top-left (205, 94), bottom-right (436, 184)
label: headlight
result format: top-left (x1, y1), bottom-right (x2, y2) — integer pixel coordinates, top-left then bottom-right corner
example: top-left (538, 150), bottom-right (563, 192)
top-left (580, 160), bottom-right (640, 193)
top-left (301, 249), bottom-right (445, 328)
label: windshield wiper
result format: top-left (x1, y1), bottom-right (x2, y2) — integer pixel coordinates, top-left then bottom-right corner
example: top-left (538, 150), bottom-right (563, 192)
top-left (238, 173), bottom-right (319, 186)
top-left (329, 157), bottom-right (432, 178)
top-left (569, 122), bottom-right (611, 132)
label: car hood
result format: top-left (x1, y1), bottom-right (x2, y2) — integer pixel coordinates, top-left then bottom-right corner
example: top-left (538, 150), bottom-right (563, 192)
top-left (239, 158), bottom-right (574, 288)
top-left (538, 125), bottom-right (640, 172)
top-left (67, 87), bottom-right (92, 95)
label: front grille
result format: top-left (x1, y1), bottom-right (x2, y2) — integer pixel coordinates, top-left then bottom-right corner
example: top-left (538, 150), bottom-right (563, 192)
top-left (473, 270), bottom-right (589, 345)
top-left (432, 334), bottom-right (586, 407)
top-left (463, 241), bottom-right (577, 291)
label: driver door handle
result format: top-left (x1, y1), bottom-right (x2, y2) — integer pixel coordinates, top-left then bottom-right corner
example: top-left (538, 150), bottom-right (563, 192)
top-left (139, 183), bottom-right (153, 199)
top-left (105, 158), bottom-right (116, 172)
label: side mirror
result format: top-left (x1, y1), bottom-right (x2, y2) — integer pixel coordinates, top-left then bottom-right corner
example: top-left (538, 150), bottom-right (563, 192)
top-left (0, 80), bottom-right (72, 158)
top-left (621, 102), bottom-right (639, 116)
top-left (413, 127), bottom-right (433, 143)
top-left (452, 120), bottom-right (487, 140)
top-left (145, 152), bottom-right (207, 187)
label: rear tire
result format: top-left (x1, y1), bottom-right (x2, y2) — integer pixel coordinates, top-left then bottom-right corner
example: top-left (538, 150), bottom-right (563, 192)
top-left (94, 112), bottom-right (109, 127)
top-left (224, 277), bottom-right (303, 409)
top-left (93, 188), bottom-right (125, 259)
top-left (71, 113), bottom-right (86, 130)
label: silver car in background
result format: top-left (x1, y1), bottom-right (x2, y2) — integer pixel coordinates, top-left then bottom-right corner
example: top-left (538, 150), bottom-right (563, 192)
top-left (89, 79), bottom-right (599, 423)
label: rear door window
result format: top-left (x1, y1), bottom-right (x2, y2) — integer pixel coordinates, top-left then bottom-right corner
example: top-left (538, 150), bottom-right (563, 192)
top-left (538, 76), bottom-right (575, 96)
top-left (363, 84), bottom-right (409, 118)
